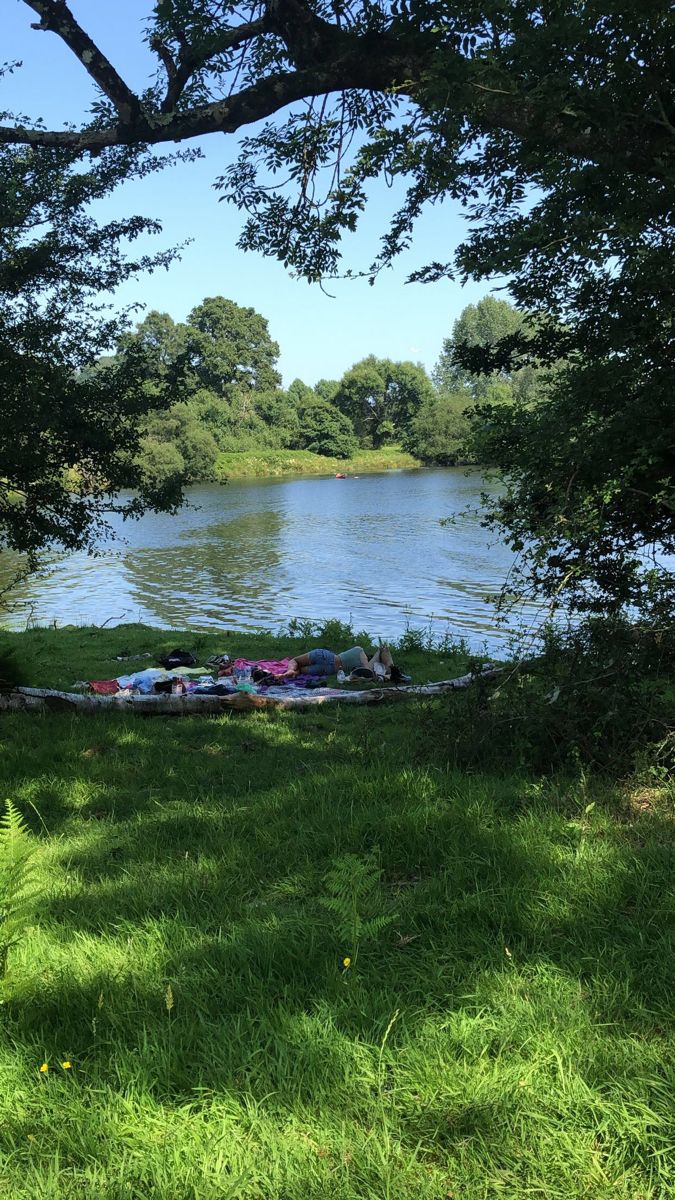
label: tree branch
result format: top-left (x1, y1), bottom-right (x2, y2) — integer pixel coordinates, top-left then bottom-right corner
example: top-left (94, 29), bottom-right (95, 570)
top-left (4, 4), bottom-right (673, 181)
top-left (0, 50), bottom-right (425, 152)
top-left (155, 18), bottom-right (271, 113)
top-left (22, 0), bottom-right (142, 124)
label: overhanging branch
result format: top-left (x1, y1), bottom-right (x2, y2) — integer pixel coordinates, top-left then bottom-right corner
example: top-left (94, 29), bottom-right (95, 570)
top-left (0, 53), bottom-right (424, 152)
top-left (3, 3), bottom-right (672, 181)
top-left (155, 18), bottom-right (271, 113)
top-left (22, 0), bottom-right (142, 124)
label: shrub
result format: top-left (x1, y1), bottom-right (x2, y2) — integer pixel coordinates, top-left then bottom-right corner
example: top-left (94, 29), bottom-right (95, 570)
top-left (420, 617), bottom-right (675, 775)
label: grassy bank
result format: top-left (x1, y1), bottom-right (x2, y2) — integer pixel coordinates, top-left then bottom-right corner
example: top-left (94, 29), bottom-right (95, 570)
top-left (214, 447), bottom-right (420, 479)
top-left (0, 624), bottom-right (672, 1199)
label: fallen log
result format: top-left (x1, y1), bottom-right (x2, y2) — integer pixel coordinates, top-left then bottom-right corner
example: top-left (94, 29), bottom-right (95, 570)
top-left (0, 666), bottom-right (502, 716)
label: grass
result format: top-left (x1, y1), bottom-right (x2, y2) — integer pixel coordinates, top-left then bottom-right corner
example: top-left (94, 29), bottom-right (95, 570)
top-left (214, 447), bottom-right (420, 479)
top-left (0, 624), bottom-right (672, 1199)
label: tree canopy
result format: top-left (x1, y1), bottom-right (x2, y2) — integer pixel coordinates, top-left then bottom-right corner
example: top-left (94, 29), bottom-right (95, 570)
top-left (112, 306), bottom-right (440, 472)
top-left (2, 3), bottom-right (671, 281)
top-left (116, 300), bottom-right (288, 479)
top-left (1, 1), bottom-right (673, 616)
top-left (335, 357), bottom-right (434, 447)
top-left (434, 297), bottom-right (528, 400)
top-left (0, 134), bottom-right (187, 561)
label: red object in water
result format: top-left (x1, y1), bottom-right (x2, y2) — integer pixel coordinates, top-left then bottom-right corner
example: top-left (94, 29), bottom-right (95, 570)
top-left (335, 472), bottom-right (347, 478)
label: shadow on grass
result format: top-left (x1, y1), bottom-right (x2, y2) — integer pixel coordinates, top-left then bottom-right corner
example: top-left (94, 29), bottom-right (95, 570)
top-left (0, 705), bottom-right (673, 1194)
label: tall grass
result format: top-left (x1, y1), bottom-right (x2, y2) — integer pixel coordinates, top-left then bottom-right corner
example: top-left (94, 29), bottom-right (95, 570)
top-left (215, 447), bottom-right (419, 479)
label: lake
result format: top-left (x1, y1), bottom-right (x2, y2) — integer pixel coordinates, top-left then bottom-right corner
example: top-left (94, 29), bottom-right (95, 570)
top-left (1, 469), bottom-right (544, 652)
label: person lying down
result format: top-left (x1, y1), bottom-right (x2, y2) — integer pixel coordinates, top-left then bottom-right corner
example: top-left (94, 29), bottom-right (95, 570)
top-left (283, 644), bottom-right (409, 683)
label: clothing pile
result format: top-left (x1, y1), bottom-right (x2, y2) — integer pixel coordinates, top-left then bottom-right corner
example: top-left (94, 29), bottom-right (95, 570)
top-left (86, 651), bottom-right (341, 698)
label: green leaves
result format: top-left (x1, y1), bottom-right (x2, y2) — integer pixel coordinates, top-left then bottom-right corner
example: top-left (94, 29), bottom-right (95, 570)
top-left (321, 850), bottom-right (396, 964)
top-left (0, 143), bottom-right (187, 558)
top-left (0, 799), bottom-right (41, 979)
top-left (334, 356), bottom-right (435, 447)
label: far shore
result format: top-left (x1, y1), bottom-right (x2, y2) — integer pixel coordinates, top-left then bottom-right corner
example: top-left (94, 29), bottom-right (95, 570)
top-left (213, 447), bottom-right (421, 479)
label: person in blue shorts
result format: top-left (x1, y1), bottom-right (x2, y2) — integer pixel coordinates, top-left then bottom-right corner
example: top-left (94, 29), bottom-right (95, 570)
top-left (283, 644), bottom-right (393, 679)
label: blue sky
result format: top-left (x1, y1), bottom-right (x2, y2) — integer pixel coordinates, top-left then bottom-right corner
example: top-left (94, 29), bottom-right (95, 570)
top-left (2, 1), bottom-right (505, 386)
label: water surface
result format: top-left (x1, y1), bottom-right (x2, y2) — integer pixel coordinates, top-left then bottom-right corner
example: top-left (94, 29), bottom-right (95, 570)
top-left (1, 470), bottom-right (542, 652)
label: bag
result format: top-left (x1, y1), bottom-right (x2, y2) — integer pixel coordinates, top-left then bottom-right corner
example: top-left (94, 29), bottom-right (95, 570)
top-left (158, 649), bottom-right (197, 669)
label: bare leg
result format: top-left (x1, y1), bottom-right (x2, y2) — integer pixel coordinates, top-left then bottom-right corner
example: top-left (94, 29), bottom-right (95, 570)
top-left (283, 652), bottom-right (311, 678)
top-left (368, 644), bottom-right (393, 675)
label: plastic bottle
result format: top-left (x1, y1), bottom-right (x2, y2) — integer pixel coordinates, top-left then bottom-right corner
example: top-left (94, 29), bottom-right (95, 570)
top-left (171, 677), bottom-right (184, 695)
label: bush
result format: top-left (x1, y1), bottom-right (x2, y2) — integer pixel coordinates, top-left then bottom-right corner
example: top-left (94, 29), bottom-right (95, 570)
top-left (0, 645), bottom-right (27, 691)
top-left (297, 400), bottom-right (358, 458)
top-left (136, 437), bottom-right (185, 487)
top-left (401, 390), bottom-right (474, 465)
top-left (420, 618), bottom-right (675, 775)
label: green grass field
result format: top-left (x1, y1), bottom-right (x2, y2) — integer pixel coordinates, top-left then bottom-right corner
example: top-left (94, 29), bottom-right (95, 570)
top-left (0, 625), bottom-right (672, 1199)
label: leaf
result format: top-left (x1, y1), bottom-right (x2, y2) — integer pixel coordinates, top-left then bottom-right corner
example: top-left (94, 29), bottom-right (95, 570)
top-left (0, 800), bottom-right (40, 975)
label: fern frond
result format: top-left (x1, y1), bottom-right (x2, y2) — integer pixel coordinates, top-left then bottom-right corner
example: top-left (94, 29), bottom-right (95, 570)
top-left (0, 799), bottom-right (40, 975)
top-left (321, 850), bottom-right (396, 960)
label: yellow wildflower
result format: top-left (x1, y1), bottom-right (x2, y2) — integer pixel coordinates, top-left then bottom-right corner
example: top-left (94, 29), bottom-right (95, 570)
top-left (61, 1061), bottom-right (72, 1070)
top-left (342, 957), bottom-right (351, 969)
top-left (39, 1062), bottom-right (48, 1073)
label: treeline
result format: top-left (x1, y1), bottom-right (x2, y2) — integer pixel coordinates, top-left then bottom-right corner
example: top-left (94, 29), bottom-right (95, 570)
top-left (97, 294), bottom-right (541, 483)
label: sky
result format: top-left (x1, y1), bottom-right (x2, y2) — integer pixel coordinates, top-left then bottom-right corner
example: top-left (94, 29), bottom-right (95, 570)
top-left (1, 1), bottom-right (506, 387)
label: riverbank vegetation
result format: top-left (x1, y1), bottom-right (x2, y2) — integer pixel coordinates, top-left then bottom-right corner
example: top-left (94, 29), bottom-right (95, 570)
top-left (0, 620), bottom-right (672, 1198)
top-left (214, 447), bottom-right (419, 479)
top-left (99, 294), bottom-right (529, 488)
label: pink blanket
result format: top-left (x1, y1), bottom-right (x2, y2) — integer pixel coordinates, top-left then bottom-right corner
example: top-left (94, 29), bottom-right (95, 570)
top-left (233, 657), bottom-right (290, 675)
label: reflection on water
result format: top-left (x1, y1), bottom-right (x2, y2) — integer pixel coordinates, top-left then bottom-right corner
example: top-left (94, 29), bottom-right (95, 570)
top-left (0, 470), bottom-right (544, 652)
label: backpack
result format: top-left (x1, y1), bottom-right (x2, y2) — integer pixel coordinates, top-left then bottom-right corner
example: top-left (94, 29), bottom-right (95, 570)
top-left (158, 649), bottom-right (197, 669)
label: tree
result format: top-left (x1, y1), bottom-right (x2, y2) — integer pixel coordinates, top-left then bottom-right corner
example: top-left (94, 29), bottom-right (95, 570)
top-left (335, 357), bottom-right (435, 447)
top-left (434, 296), bottom-right (527, 400)
top-left (0, 137), bottom-right (185, 561)
top-left (296, 400), bottom-right (358, 458)
top-left (182, 297), bottom-right (281, 394)
top-left (254, 387), bottom-right (302, 448)
top-left (119, 298), bottom-right (281, 398)
top-left (286, 378), bottom-right (317, 409)
top-left (117, 311), bottom-right (187, 389)
top-left (280, 378), bottom-right (357, 456)
top-left (3, 4), bottom-right (669, 185)
top-left (2, 2), bottom-right (674, 614)
top-left (137, 437), bottom-right (186, 489)
top-left (402, 392), bottom-right (473, 466)
top-left (314, 379), bottom-right (341, 406)
top-left (114, 299), bottom-right (288, 470)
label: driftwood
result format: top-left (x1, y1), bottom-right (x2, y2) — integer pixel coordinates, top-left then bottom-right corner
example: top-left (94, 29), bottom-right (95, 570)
top-left (0, 666), bottom-right (502, 716)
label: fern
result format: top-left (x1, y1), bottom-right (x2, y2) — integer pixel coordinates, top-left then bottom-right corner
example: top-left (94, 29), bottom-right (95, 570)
top-left (0, 800), bottom-right (40, 976)
top-left (321, 851), bottom-right (396, 964)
